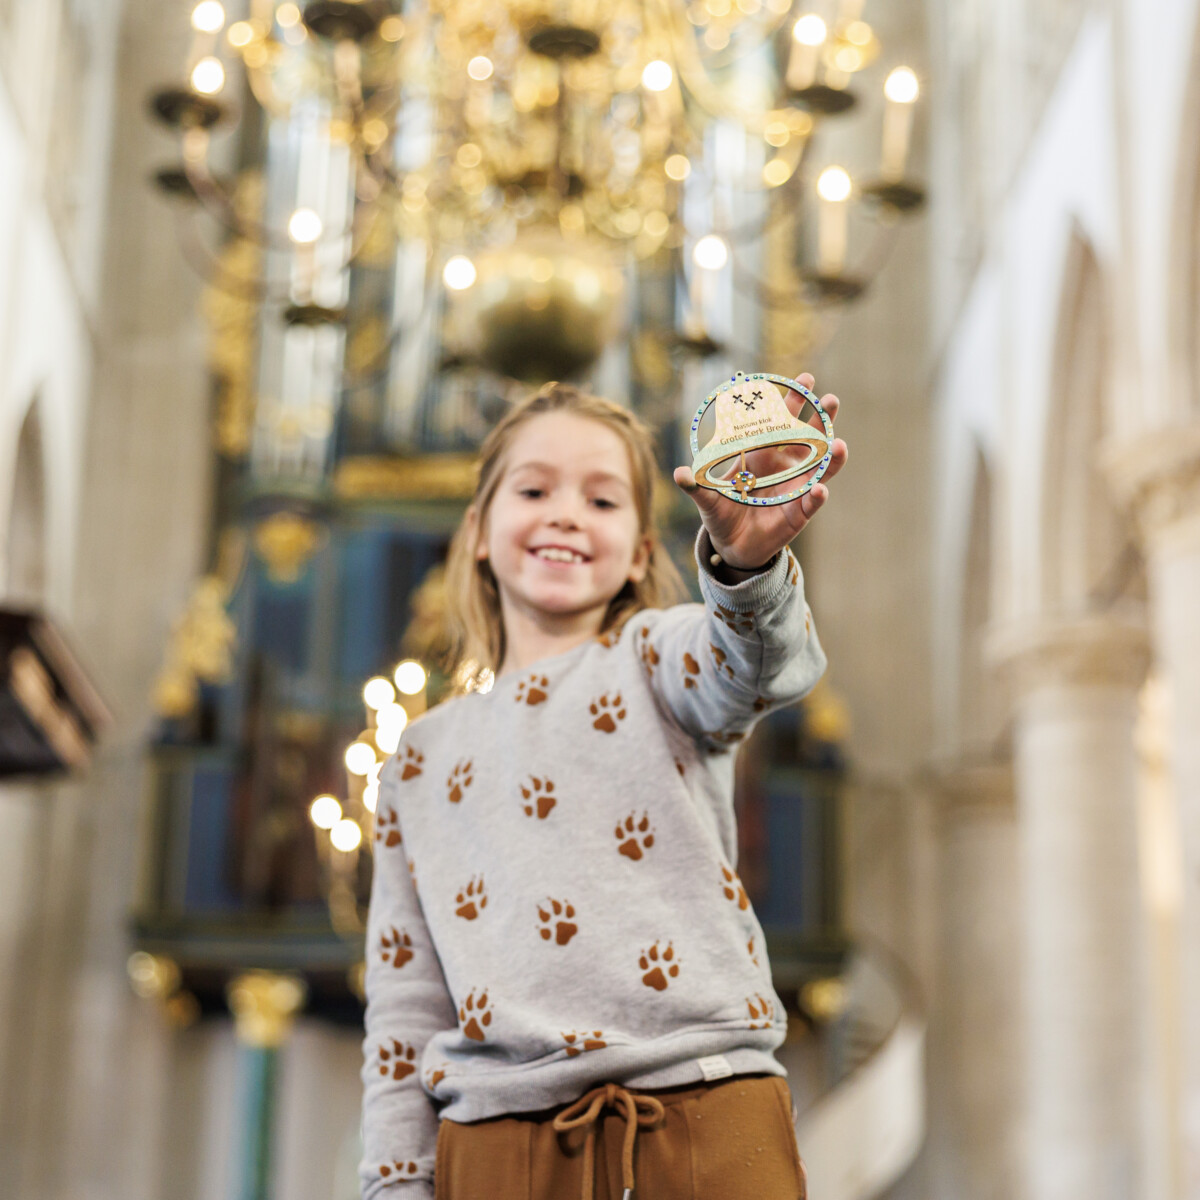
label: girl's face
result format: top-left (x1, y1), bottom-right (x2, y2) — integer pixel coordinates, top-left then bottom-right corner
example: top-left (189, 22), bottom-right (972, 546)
top-left (476, 411), bottom-right (651, 628)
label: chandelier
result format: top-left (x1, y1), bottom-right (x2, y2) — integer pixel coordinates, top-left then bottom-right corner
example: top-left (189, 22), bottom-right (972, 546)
top-left (152, 0), bottom-right (923, 379)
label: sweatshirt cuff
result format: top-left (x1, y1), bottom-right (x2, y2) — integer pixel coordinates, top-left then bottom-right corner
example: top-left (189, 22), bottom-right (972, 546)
top-left (693, 529), bottom-right (795, 613)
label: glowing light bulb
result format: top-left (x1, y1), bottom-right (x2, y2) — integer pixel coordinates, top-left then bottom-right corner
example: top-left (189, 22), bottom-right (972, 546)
top-left (375, 704), bottom-right (408, 754)
top-left (310, 795), bottom-right (342, 829)
top-left (191, 2), bottom-right (226, 33)
top-left (345, 741), bottom-right (377, 776)
top-left (331, 818), bottom-right (362, 852)
top-left (394, 660), bottom-right (427, 695)
top-left (692, 234), bottom-right (729, 271)
top-left (288, 208), bottom-right (322, 244)
top-left (884, 66), bottom-right (919, 104)
top-left (227, 20), bottom-right (254, 47)
top-left (275, 3), bottom-right (301, 27)
top-left (363, 676), bottom-right (396, 710)
top-left (190, 57), bottom-right (225, 94)
top-left (467, 55), bottom-right (494, 81)
top-left (443, 256), bottom-right (476, 290)
top-left (664, 154), bottom-right (691, 181)
top-left (363, 781), bottom-right (379, 813)
top-left (792, 14), bottom-right (826, 45)
top-left (817, 165), bottom-right (852, 202)
top-left (642, 60), bottom-right (673, 92)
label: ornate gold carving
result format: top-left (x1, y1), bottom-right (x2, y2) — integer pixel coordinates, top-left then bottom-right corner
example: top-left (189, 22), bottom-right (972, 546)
top-left (252, 512), bottom-right (323, 583)
top-left (126, 952), bottom-right (201, 1029)
top-left (333, 454), bottom-right (477, 501)
top-left (226, 971), bottom-right (307, 1047)
top-left (152, 575), bottom-right (238, 717)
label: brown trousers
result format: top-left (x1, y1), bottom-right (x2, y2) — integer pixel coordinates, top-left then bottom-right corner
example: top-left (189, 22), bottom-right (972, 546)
top-left (434, 1074), bottom-right (807, 1200)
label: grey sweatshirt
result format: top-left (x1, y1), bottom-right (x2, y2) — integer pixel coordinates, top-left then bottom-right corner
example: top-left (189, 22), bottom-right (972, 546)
top-left (359, 532), bottom-right (826, 1199)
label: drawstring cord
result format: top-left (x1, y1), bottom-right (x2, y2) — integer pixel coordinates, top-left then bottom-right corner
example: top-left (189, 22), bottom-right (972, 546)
top-left (551, 1083), bottom-right (666, 1200)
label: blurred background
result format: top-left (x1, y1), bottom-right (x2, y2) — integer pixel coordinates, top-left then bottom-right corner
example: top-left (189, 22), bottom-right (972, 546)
top-left (0, 0), bottom-right (1192, 1198)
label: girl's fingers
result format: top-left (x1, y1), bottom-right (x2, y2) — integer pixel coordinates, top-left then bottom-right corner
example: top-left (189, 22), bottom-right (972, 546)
top-left (673, 465), bottom-right (725, 521)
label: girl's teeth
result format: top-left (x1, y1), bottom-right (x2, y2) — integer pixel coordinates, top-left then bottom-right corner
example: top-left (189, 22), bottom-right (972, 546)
top-left (536, 548), bottom-right (583, 563)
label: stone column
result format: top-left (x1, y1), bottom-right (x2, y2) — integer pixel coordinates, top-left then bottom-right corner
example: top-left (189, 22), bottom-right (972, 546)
top-left (1120, 427), bottom-right (1200, 1195)
top-left (992, 617), bottom-right (1149, 1200)
top-left (930, 765), bottom-right (1021, 1200)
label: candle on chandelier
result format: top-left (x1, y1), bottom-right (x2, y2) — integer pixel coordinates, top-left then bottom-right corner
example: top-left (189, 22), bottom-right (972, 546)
top-left (188, 1), bottom-right (225, 69)
top-left (816, 166), bottom-right (851, 274)
top-left (786, 14), bottom-right (826, 91)
top-left (881, 67), bottom-right (920, 181)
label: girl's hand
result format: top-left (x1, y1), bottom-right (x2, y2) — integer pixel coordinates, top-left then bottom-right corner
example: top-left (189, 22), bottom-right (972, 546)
top-left (673, 373), bottom-right (848, 571)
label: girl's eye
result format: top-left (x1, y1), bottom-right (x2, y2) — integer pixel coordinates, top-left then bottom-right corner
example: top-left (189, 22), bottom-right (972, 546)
top-left (592, 498), bottom-right (617, 510)
top-left (519, 488), bottom-right (544, 499)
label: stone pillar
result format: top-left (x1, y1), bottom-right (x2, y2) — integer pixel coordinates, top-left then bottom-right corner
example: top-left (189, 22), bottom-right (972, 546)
top-left (1120, 428), bottom-right (1200, 1195)
top-left (992, 618), bottom-right (1149, 1200)
top-left (930, 765), bottom-right (1021, 1200)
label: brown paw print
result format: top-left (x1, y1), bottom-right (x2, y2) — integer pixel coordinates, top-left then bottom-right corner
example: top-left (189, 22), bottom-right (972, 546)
top-left (380, 1161), bottom-right (419, 1179)
top-left (425, 1065), bottom-right (447, 1089)
top-left (459, 989), bottom-right (492, 1041)
top-left (753, 696), bottom-right (768, 713)
top-left (455, 875), bottom-right (487, 920)
top-left (399, 744), bottom-right (424, 780)
top-left (747, 993), bottom-right (776, 1029)
top-left (708, 642), bottom-right (736, 681)
top-left (714, 604), bottom-right (756, 635)
top-left (721, 864), bottom-right (749, 911)
top-left (375, 806), bottom-right (402, 847)
top-left (379, 926), bottom-right (413, 969)
top-left (682, 651), bottom-right (702, 689)
top-left (748, 935), bottom-right (761, 967)
top-left (596, 628), bottom-right (619, 647)
top-left (515, 674), bottom-right (549, 705)
top-left (536, 897), bottom-right (578, 945)
top-left (377, 1038), bottom-right (417, 1081)
top-left (447, 759), bottom-right (474, 803)
top-left (520, 775), bottom-right (557, 819)
top-left (674, 758), bottom-right (685, 777)
top-left (638, 630), bottom-right (660, 677)
top-left (590, 692), bottom-right (626, 733)
top-left (562, 1029), bottom-right (607, 1057)
top-left (787, 553), bottom-right (800, 587)
top-left (639, 941), bottom-right (680, 991)
top-left (614, 812), bottom-right (655, 861)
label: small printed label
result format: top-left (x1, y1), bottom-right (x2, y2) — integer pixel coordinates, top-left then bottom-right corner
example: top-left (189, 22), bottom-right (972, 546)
top-left (697, 1054), bottom-right (733, 1082)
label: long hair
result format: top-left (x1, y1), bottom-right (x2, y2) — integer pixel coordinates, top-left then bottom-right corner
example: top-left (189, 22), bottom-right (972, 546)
top-left (443, 382), bottom-right (685, 683)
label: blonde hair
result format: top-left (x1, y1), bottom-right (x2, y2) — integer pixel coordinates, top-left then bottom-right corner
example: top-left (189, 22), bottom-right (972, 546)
top-left (444, 382), bottom-right (685, 681)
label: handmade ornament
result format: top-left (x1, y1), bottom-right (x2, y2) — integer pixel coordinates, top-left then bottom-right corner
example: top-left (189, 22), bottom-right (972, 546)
top-left (689, 371), bottom-right (834, 506)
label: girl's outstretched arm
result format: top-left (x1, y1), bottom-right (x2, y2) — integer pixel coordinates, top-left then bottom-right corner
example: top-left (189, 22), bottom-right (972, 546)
top-left (359, 757), bottom-right (458, 1200)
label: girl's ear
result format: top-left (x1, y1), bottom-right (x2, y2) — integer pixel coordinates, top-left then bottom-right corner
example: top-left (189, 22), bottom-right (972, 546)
top-left (628, 534), bottom-right (652, 584)
top-left (468, 505), bottom-right (488, 561)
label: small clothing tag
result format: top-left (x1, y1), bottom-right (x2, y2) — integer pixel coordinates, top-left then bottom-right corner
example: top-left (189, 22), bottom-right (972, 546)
top-left (697, 1054), bottom-right (733, 1082)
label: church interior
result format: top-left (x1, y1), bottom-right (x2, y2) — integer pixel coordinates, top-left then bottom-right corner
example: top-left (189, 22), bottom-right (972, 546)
top-left (1, 0), bottom-right (1198, 1197)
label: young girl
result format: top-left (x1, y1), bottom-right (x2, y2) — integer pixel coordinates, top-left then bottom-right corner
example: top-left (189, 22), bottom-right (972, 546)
top-left (360, 378), bottom-right (845, 1200)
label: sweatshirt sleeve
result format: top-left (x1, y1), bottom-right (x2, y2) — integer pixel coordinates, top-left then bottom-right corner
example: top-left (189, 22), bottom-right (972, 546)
top-left (359, 758), bottom-right (458, 1200)
top-left (636, 528), bottom-right (827, 750)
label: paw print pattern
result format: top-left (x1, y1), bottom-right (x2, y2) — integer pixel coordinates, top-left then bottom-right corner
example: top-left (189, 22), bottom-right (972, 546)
top-left (515, 674), bottom-right (549, 706)
top-left (459, 989), bottom-right (492, 1041)
top-left (747, 993), bottom-right (776, 1029)
top-left (787, 553), bottom-right (800, 587)
top-left (714, 604), bottom-right (756, 636)
top-left (380, 1161), bottom-right (419, 1180)
top-left (377, 1038), bottom-right (417, 1081)
top-left (399, 745), bottom-right (425, 780)
top-left (379, 926), bottom-right (414, 969)
top-left (446, 759), bottom-right (474, 803)
top-left (614, 812), bottom-right (655, 861)
top-left (536, 897), bottom-right (578, 945)
top-left (753, 696), bottom-right (768, 713)
top-left (721, 864), bottom-right (749, 911)
top-left (674, 758), bottom-right (685, 777)
top-left (708, 642), bottom-right (736, 681)
top-left (455, 875), bottom-right (487, 920)
top-left (639, 941), bottom-right (680, 991)
top-left (682, 652), bottom-right (701, 690)
top-left (424, 1065), bottom-right (447, 1089)
top-left (590, 692), bottom-right (626, 733)
top-left (638, 629), bottom-right (660, 678)
top-left (596, 629), bottom-right (619, 648)
top-left (375, 806), bottom-right (402, 848)
top-left (562, 1030), bottom-right (607, 1057)
top-left (748, 935), bottom-right (761, 967)
top-left (520, 775), bottom-right (557, 819)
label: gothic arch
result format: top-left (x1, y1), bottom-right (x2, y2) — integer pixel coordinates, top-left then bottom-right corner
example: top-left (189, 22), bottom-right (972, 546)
top-left (1042, 230), bottom-right (1143, 617)
top-left (4, 399), bottom-right (48, 605)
